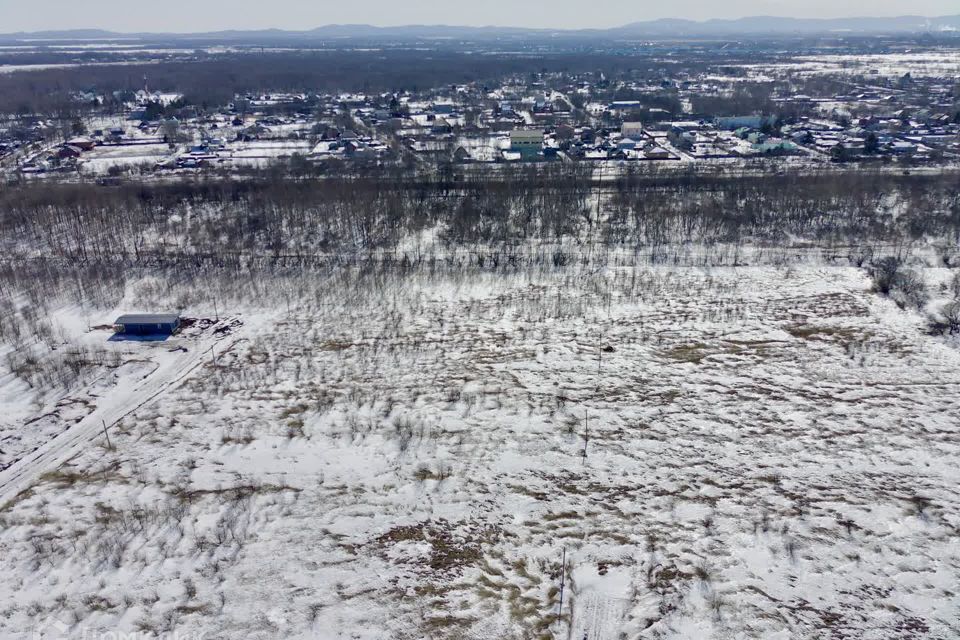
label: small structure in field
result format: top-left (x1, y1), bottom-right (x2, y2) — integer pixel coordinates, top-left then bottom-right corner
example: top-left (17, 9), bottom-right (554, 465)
top-left (113, 314), bottom-right (181, 335)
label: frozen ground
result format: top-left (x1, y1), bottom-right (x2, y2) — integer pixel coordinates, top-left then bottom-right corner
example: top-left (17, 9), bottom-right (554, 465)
top-left (744, 50), bottom-right (960, 79)
top-left (0, 318), bottom-right (242, 507)
top-left (211, 140), bottom-right (314, 169)
top-left (79, 144), bottom-right (175, 174)
top-left (0, 261), bottom-right (959, 639)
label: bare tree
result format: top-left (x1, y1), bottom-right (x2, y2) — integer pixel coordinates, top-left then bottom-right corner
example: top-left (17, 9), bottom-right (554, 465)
top-left (943, 300), bottom-right (960, 334)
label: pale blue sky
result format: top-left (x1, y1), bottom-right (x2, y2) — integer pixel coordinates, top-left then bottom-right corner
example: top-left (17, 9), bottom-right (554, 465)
top-left (2, 0), bottom-right (957, 32)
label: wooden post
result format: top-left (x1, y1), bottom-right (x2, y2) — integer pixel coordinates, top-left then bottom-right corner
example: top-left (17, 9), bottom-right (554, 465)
top-left (557, 547), bottom-right (566, 627)
top-left (594, 164), bottom-right (602, 227)
top-left (582, 410), bottom-right (589, 461)
top-left (102, 420), bottom-right (112, 450)
top-left (598, 330), bottom-right (603, 375)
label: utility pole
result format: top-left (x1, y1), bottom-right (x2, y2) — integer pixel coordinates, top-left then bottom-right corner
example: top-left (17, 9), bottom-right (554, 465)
top-left (597, 330), bottom-right (603, 375)
top-left (589, 162), bottom-right (603, 257)
top-left (556, 547), bottom-right (566, 628)
top-left (210, 345), bottom-right (217, 366)
top-left (595, 163), bottom-right (603, 226)
top-left (582, 411), bottom-right (589, 462)
top-left (102, 420), bottom-right (112, 450)
top-left (214, 299), bottom-right (219, 322)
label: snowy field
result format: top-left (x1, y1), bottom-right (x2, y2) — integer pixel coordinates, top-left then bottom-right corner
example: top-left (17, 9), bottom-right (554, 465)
top-left (751, 51), bottom-right (960, 79)
top-left (79, 144), bottom-right (175, 174)
top-left (224, 140), bottom-right (314, 167)
top-left (0, 257), bottom-right (959, 639)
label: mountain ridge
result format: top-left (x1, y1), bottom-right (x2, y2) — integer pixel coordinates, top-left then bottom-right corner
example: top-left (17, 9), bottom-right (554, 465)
top-left (3, 14), bottom-right (960, 41)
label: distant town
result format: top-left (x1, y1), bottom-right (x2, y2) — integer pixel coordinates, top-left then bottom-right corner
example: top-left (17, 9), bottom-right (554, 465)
top-left (2, 39), bottom-right (958, 179)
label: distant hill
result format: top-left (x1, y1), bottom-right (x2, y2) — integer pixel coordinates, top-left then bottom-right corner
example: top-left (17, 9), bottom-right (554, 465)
top-left (613, 15), bottom-right (960, 35)
top-left (1, 14), bottom-right (959, 42)
top-left (5, 28), bottom-right (125, 39)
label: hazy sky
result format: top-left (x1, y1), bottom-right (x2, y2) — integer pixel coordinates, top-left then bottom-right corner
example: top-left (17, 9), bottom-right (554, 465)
top-left (2, 0), bottom-right (957, 32)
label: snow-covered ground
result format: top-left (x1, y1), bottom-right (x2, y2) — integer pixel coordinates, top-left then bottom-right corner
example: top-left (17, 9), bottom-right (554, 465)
top-left (739, 51), bottom-right (960, 79)
top-left (227, 140), bottom-right (312, 157)
top-left (79, 143), bottom-right (175, 174)
top-left (1, 259), bottom-right (959, 639)
top-left (0, 318), bottom-right (242, 507)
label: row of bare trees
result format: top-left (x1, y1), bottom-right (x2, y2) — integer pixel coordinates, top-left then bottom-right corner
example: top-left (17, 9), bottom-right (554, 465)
top-left (2, 167), bottom-right (958, 265)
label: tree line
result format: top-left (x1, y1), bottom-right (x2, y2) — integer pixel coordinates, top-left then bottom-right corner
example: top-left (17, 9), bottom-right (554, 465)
top-left (1, 166), bottom-right (958, 265)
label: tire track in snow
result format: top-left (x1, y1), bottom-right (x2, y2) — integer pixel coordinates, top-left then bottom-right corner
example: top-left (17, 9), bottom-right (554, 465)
top-left (571, 591), bottom-right (628, 640)
top-left (0, 323), bottom-right (241, 508)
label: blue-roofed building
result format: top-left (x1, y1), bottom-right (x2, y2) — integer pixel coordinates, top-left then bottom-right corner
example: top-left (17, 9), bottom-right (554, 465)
top-left (113, 314), bottom-right (181, 336)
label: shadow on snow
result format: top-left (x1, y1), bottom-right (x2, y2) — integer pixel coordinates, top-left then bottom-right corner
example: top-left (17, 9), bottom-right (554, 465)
top-left (108, 333), bottom-right (172, 343)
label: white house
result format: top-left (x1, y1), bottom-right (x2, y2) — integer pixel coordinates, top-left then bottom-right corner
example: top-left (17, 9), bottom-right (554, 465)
top-left (621, 122), bottom-right (644, 138)
top-left (510, 129), bottom-right (544, 158)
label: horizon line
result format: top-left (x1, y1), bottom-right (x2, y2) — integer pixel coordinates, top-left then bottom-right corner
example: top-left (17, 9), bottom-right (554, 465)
top-left (3, 13), bottom-right (960, 37)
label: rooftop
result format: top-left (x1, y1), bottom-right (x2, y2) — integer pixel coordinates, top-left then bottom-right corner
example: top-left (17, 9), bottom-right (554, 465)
top-left (114, 314), bottom-right (180, 325)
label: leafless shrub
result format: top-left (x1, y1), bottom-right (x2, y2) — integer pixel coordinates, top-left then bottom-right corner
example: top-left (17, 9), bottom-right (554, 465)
top-left (693, 559), bottom-right (712, 584)
top-left (869, 257), bottom-right (904, 296)
top-left (706, 591), bottom-right (726, 621)
top-left (892, 270), bottom-right (929, 311)
top-left (941, 300), bottom-right (960, 334)
top-left (285, 418), bottom-right (306, 439)
top-left (784, 538), bottom-right (798, 562)
top-left (949, 271), bottom-right (960, 299)
top-left (870, 256), bottom-right (929, 310)
top-left (306, 602), bottom-right (324, 623)
top-left (183, 578), bottom-right (197, 600)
